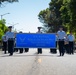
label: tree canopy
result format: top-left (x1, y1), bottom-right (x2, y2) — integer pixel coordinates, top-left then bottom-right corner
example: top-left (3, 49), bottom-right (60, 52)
top-left (0, 19), bottom-right (8, 40)
top-left (38, 0), bottom-right (76, 36)
top-left (38, 0), bottom-right (63, 33)
top-left (0, 0), bottom-right (18, 7)
top-left (0, 0), bottom-right (18, 3)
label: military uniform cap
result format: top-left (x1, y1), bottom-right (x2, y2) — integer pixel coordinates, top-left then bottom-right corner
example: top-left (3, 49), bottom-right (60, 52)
top-left (59, 26), bottom-right (63, 28)
top-left (19, 31), bottom-right (22, 33)
top-left (8, 26), bottom-right (12, 28)
top-left (37, 27), bottom-right (42, 29)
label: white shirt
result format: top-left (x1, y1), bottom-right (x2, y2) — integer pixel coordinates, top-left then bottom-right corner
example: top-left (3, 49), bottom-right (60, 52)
top-left (68, 34), bottom-right (75, 42)
top-left (57, 30), bottom-right (66, 40)
top-left (5, 31), bottom-right (14, 39)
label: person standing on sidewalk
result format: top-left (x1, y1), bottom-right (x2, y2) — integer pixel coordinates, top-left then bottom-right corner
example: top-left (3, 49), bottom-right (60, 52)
top-left (57, 26), bottom-right (67, 56)
top-left (68, 31), bottom-right (75, 54)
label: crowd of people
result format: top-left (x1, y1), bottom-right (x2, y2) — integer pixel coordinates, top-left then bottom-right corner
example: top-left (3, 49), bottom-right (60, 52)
top-left (1, 26), bottom-right (75, 56)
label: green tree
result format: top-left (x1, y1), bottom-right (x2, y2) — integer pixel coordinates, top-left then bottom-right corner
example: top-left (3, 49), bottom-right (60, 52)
top-left (0, 0), bottom-right (18, 3)
top-left (0, 19), bottom-right (8, 40)
top-left (60, 0), bottom-right (76, 36)
top-left (38, 0), bottom-right (63, 33)
top-left (38, 8), bottom-right (51, 33)
top-left (38, 0), bottom-right (76, 37)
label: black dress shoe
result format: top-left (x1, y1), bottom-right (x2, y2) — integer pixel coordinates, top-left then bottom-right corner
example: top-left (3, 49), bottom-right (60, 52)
top-left (9, 54), bottom-right (13, 56)
top-left (62, 54), bottom-right (64, 56)
top-left (40, 52), bottom-right (42, 54)
top-left (4, 52), bottom-right (7, 54)
top-left (37, 52), bottom-right (39, 54)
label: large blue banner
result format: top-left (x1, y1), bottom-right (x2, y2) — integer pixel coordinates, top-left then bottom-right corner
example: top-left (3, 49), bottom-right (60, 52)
top-left (16, 33), bottom-right (56, 48)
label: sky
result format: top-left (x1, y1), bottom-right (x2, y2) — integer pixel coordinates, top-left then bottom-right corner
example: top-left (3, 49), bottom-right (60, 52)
top-left (0, 0), bottom-right (51, 33)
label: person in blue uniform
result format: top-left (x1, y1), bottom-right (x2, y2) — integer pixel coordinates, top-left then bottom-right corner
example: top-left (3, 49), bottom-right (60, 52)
top-left (36, 27), bottom-right (42, 54)
top-left (64, 34), bottom-right (69, 54)
top-left (2, 35), bottom-right (8, 54)
top-left (57, 26), bottom-right (67, 56)
top-left (5, 26), bottom-right (15, 56)
top-left (68, 31), bottom-right (75, 54)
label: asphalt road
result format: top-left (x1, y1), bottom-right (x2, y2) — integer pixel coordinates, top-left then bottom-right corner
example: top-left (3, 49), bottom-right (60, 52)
top-left (0, 48), bottom-right (76, 75)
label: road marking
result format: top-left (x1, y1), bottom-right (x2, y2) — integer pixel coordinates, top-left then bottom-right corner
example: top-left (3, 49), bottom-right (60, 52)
top-left (38, 58), bottom-right (42, 63)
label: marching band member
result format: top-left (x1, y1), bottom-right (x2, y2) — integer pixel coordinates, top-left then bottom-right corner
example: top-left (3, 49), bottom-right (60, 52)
top-left (2, 35), bottom-right (8, 54)
top-left (57, 26), bottom-right (67, 56)
top-left (68, 31), bottom-right (75, 54)
top-left (36, 27), bottom-right (42, 54)
top-left (5, 26), bottom-right (15, 56)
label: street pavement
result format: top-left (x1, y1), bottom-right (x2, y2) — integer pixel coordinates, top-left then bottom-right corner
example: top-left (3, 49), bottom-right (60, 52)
top-left (0, 48), bottom-right (76, 75)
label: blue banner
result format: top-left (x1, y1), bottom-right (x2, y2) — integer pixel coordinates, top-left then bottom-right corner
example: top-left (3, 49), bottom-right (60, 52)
top-left (16, 33), bottom-right (56, 48)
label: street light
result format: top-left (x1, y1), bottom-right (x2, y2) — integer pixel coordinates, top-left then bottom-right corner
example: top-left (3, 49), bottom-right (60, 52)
top-left (15, 28), bottom-right (23, 32)
top-left (0, 13), bottom-right (10, 20)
